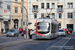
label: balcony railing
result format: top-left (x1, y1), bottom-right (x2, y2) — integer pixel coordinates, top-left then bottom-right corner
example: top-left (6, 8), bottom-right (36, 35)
top-left (32, 8), bottom-right (39, 12)
top-left (57, 9), bottom-right (63, 12)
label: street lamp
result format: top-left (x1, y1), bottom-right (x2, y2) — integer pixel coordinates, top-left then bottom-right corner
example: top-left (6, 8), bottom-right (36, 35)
top-left (50, 8), bottom-right (53, 18)
top-left (4, 1), bottom-right (28, 39)
top-left (45, 8), bottom-right (53, 18)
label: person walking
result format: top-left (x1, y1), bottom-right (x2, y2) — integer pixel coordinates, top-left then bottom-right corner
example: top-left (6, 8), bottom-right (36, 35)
top-left (1, 28), bottom-right (4, 34)
top-left (28, 29), bottom-right (31, 39)
top-left (30, 29), bottom-right (32, 39)
top-left (66, 28), bottom-right (68, 34)
top-left (19, 27), bottom-right (22, 34)
top-left (23, 28), bottom-right (26, 39)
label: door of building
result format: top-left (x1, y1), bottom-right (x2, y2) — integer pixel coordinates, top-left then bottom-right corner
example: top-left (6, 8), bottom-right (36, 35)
top-left (14, 19), bottom-right (19, 29)
top-left (67, 24), bottom-right (73, 30)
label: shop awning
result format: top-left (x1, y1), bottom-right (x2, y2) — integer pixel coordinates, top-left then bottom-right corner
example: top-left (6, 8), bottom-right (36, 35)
top-left (32, 2), bottom-right (39, 5)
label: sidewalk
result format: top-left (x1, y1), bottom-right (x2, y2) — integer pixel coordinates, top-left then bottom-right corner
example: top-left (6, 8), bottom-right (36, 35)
top-left (0, 33), bottom-right (6, 37)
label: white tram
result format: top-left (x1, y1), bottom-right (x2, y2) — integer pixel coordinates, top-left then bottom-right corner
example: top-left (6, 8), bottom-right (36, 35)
top-left (36, 18), bottom-right (59, 39)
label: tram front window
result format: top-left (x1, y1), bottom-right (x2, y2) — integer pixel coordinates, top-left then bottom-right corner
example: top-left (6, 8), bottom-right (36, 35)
top-left (37, 22), bottom-right (50, 34)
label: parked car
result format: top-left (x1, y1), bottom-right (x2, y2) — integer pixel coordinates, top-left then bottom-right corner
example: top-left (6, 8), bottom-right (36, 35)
top-left (32, 30), bottom-right (36, 35)
top-left (57, 29), bottom-right (66, 37)
top-left (68, 28), bottom-right (72, 33)
top-left (6, 29), bottom-right (19, 37)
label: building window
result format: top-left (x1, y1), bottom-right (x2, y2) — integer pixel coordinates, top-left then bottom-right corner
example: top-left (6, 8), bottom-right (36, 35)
top-left (21, 7), bottom-right (23, 13)
top-left (68, 13), bottom-right (73, 18)
top-left (34, 13), bottom-right (37, 19)
top-left (41, 13), bottom-right (44, 18)
top-left (52, 13), bottom-right (55, 19)
top-left (41, 3), bottom-right (44, 8)
top-left (0, 2), bottom-right (2, 8)
top-left (15, 0), bottom-right (18, 1)
top-left (46, 3), bottom-right (49, 9)
top-left (68, 3), bottom-right (73, 8)
top-left (59, 13), bottom-right (62, 19)
top-left (58, 23), bottom-right (61, 28)
top-left (7, 5), bottom-right (10, 10)
top-left (52, 3), bottom-right (55, 8)
top-left (15, 7), bottom-right (18, 13)
top-left (33, 5), bottom-right (38, 10)
top-left (0, 4), bottom-right (1, 8)
top-left (58, 6), bottom-right (63, 11)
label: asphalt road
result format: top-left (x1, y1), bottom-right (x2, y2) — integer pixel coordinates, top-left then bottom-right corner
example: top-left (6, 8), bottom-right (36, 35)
top-left (0, 33), bottom-right (75, 50)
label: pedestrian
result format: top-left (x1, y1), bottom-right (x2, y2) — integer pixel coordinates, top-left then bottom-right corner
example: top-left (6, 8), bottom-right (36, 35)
top-left (28, 29), bottom-right (31, 39)
top-left (30, 29), bottom-right (32, 39)
top-left (1, 28), bottom-right (4, 34)
top-left (68, 31), bottom-right (70, 34)
top-left (19, 27), bottom-right (22, 34)
top-left (66, 28), bottom-right (68, 34)
top-left (23, 28), bottom-right (26, 39)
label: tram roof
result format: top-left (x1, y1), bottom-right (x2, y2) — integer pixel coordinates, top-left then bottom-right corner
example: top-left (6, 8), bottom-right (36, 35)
top-left (37, 18), bottom-right (58, 24)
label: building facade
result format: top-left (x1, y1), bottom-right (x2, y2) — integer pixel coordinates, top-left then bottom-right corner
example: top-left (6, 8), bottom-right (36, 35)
top-left (0, 0), bottom-right (11, 33)
top-left (12, 0), bottom-right (27, 29)
top-left (28, 0), bottom-right (75, 32)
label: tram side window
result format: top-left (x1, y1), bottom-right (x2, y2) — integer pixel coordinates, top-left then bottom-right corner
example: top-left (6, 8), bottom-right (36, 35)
top-left (56, 24), bottom-right (59, 31)
top-left (54, 24), bottom-right (56, 33)
top-left (54, 24), bottom-right (55, 33)
top-left (51, 23), bottom-right (55, 33)
top-left (51, 23), bottom-right (58, 33)
top-left (54, 24), bottom-right (57, 33)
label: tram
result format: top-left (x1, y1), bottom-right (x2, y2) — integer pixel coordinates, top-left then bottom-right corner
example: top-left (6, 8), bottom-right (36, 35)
top-left (36, 18), bottom-right (59, 39)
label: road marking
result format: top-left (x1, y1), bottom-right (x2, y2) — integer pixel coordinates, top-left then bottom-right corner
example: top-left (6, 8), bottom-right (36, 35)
top-left (59, 37), bottom-right (71, 50)
top-left (46, 37), bottom-right (71, 50)
top-left (46, 37), bottom-right (65, 50)
top-left (51, 37), bottom-right (66, 46)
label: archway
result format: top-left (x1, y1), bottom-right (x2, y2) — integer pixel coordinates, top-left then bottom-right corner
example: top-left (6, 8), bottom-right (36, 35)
top-left (14, 19), bottom-right (19, 29)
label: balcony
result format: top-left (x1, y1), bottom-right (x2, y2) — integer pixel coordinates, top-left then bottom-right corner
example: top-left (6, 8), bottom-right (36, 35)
top-left (57, 9), bottom-right (63, 12)
top-left (32, 8), bottom-right (39, 12)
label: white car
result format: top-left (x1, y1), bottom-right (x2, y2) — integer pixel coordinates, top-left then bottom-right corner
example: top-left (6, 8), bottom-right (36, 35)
top-left (57, 29), bottom-right (66, 37)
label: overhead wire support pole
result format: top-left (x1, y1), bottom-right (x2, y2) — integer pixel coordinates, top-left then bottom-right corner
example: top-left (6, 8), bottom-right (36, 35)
top-left (22, 0), bottom-right (25, 30)
top-left (10, 1), bottom-right (12, 29)
top-left (4, 1), bottom-right (28, 39)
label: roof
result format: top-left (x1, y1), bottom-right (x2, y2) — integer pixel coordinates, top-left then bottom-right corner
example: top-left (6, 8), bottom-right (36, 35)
top-left (37, 18), bottom-right (58, 24)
